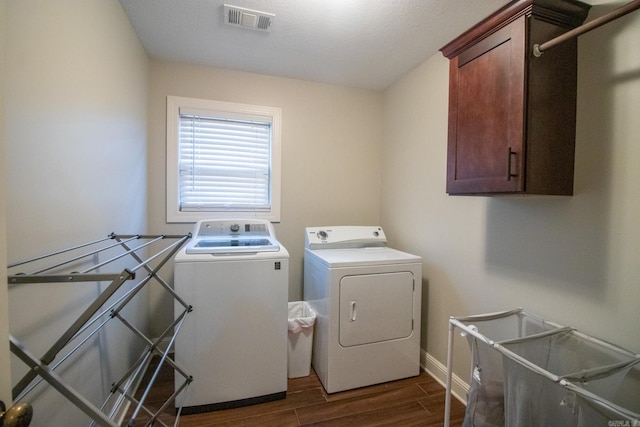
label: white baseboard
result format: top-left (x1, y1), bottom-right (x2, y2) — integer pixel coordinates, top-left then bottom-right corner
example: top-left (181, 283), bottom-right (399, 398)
top-left (421, 349), bottom-right (469, 405)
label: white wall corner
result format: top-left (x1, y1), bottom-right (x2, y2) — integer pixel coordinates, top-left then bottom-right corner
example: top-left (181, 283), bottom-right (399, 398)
top-left (421, 349), bottom-right (469, 406)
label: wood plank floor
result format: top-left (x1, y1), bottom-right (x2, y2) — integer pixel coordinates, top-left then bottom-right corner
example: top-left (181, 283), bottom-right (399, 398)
top-left (129, 357), bottom-right (467, 426)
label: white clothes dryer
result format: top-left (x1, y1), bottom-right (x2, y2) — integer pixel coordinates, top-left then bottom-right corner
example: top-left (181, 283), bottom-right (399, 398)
top-left (174, 219), bottom-right (288, 414)
top-left (303, 226), bottom-right (422, 393)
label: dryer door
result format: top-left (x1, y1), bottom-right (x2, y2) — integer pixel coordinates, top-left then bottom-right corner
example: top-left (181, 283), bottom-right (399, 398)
top-left (339, 271), bottom-right (415, 347)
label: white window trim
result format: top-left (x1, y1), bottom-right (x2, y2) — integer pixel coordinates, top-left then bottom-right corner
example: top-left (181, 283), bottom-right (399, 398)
top-left (166, 96), bottom-right (281, 223)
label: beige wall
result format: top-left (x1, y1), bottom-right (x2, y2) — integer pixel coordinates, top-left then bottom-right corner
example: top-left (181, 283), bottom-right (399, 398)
top-left (381, 2), bottom-right (640, 387)
top-left (0, 0), bottom-right (11, 404)
top-left (4, 0), bottom-right (148, 424)
top-left (147, 61), bottom-right (383, 335)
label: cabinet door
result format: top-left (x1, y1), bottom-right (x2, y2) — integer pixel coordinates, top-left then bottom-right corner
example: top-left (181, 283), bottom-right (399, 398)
top-left (446, 16), bottom-right (526, 194)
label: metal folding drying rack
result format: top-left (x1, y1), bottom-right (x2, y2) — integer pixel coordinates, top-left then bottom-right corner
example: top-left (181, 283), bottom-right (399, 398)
top-left (7, 232), bottom-right (193, 427)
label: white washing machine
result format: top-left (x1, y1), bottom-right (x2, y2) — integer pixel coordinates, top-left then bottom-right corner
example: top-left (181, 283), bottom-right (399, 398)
top-left (303, 226), bottom-right (422, 393)
top-left (174, 219), bottom-right (288, 414)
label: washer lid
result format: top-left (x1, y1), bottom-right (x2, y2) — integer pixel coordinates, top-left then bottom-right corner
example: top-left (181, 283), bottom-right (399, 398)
top-left (185, 219), bottom-right (280, 254)
top-left (185, 236), bottom-right (280, 254)
top-left (305, 246), bottom-right (421, 268)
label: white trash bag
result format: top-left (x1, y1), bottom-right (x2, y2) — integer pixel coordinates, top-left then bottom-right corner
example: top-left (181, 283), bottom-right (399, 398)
top-left (287, 301), bottom-right (316, 378)
top-left (288, 301), bottom-right (316, 334)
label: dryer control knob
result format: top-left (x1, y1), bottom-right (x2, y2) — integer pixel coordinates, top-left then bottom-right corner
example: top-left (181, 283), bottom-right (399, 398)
top-left (318, 230), bottom-right (328, 240)
top-left (230, 223), bottom-right (240, 232)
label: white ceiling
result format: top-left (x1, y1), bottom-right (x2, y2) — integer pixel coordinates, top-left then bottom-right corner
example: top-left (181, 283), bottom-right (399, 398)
top-left (119, 0), bottom-right (513, 90)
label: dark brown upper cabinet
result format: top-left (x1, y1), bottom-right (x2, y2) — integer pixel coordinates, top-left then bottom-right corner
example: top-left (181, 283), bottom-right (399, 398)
top-left (441, 0), bottom-right (590, 195)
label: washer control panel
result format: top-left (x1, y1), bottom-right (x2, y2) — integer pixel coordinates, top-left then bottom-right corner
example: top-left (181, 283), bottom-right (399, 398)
top-left (194, 220), bottom-right (271, 238)
top-left (185, 219), bottom-right (279, 254)
top-left (305, 226), bottom-right (386, 250)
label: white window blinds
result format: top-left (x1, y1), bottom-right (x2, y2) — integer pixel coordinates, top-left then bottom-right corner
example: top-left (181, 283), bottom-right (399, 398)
top-left (178, 111), bottom-right (272, 212)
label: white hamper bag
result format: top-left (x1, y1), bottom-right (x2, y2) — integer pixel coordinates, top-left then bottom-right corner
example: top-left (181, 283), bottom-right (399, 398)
top-left (287, 301), bottom-right (316, 378)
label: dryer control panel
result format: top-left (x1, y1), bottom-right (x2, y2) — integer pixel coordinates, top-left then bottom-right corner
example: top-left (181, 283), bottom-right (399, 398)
top-left (305, 226), bottom-right (387, 250)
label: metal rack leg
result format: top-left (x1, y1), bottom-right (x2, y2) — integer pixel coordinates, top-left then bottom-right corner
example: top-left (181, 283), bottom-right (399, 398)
top-left (10, 336), bottom-right (117, 427)
top-left (12, 269), bottom-right (135, 399)
top-left (8, 233), bottom-right (192, 426)
top-left (109, 307), bottom-right (192, 393)
top-left (113, 234), bottom-right (191, 310)
top-left (444, 318), bottom-right (455, 427)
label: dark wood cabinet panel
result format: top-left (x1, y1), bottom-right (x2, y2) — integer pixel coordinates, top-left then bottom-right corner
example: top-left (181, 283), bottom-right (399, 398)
top-left (441, 0), bottom-right (590, 195)
top-left (448, 18), bottom-right (526, 194)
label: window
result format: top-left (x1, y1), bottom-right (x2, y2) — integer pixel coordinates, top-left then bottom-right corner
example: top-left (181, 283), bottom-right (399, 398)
top-left (166, 96), bottom-right (281, 223)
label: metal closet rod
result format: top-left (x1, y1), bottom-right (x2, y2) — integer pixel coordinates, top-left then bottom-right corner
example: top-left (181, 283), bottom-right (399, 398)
top-left (533, 0), bottom-right (640, 57)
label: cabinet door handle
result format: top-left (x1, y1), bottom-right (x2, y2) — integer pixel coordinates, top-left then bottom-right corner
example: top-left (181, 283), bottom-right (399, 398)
top-left (507, 147), bottom-right (518, 181)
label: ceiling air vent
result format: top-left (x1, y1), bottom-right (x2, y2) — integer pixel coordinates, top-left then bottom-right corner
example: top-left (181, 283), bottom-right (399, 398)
top-left (223, 4), bottom-right (275, 32)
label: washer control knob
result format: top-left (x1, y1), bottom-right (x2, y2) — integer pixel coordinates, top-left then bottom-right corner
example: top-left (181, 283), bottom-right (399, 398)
top-left (230, 223), bottom-right (240, 232)
top-left (318, 230), bottom-right (328, 240)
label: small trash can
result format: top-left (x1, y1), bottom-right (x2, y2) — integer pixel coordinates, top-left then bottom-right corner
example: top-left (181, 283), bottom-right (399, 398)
top-left (287, 301), bottom-right (316, 378)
